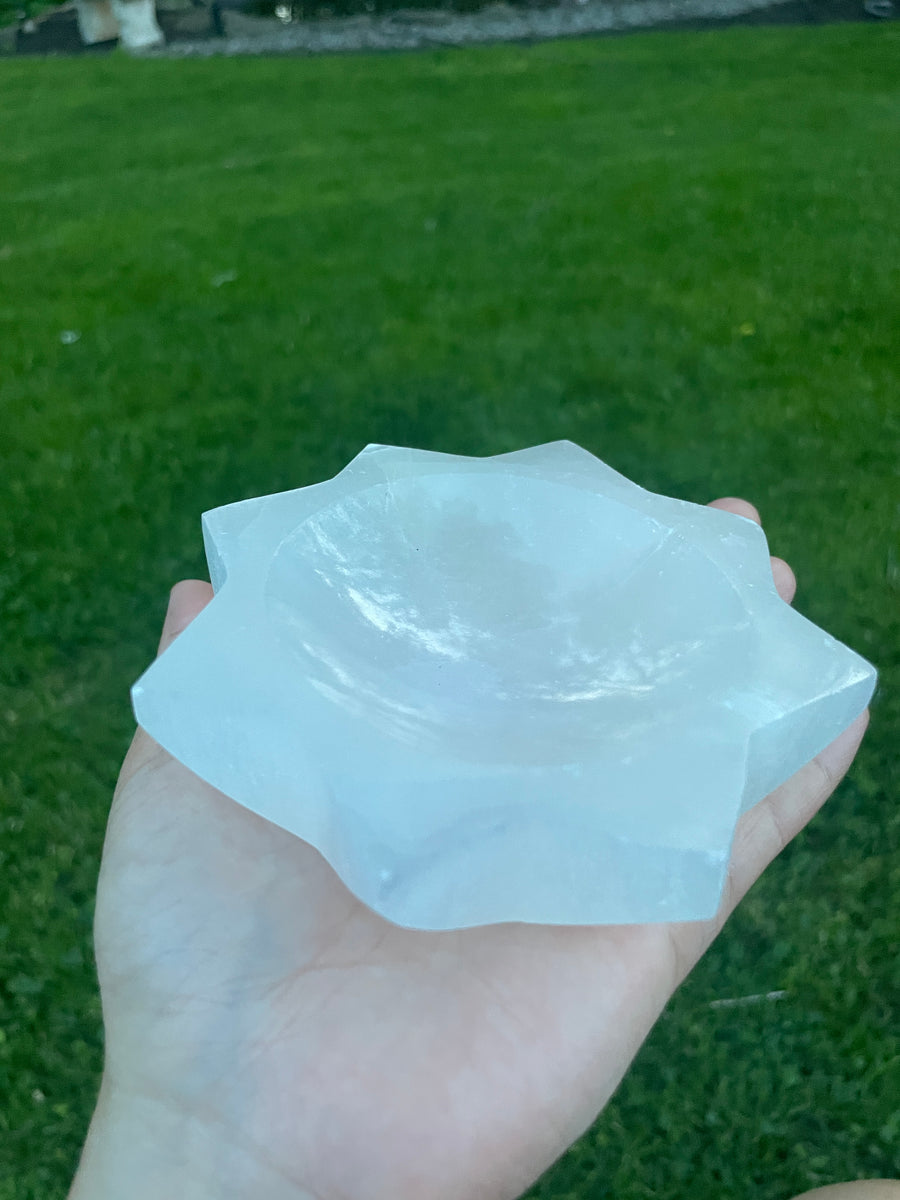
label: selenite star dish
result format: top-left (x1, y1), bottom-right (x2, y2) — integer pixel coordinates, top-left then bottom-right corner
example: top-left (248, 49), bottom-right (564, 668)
top-left (132, 442), bottom-right (877, 930)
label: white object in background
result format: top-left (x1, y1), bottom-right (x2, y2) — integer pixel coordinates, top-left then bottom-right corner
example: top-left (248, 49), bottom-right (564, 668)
top-left (132, 442), bottom-right (877, 930)
top-left (74, 0), bottom-right (119, 42)
top-left (75, 0), bottom-right (164, 49)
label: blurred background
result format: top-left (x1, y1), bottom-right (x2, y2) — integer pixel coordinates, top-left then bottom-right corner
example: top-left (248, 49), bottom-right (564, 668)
top-left (1, 14), bottom-right (898, 1200)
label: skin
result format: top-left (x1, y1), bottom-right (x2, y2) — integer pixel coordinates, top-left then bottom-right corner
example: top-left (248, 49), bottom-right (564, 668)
top-left (69, 498), bottom-right (880, 1200)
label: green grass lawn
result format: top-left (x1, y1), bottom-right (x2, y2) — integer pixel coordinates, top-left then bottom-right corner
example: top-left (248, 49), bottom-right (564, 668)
top-left (1, 25), bottom-right (898, 1200)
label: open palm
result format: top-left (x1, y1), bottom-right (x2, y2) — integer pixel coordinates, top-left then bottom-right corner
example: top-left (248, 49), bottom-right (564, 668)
top-left (72, 499), bottom-right (869, 1200)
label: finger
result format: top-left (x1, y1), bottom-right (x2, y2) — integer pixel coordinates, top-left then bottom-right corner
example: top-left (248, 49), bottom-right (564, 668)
top-left (771, 555), bottom-right (797, 604)
top-left (720, 709), bottom-right (870, 919)
top-left (157, 579), bottom-right (215, 657)
top-left (664, 709), bottom-right (870, 983)
top-left (706, 499), bottom-right (795, 602)
top-left (707, 496), bottom-right (761, 525)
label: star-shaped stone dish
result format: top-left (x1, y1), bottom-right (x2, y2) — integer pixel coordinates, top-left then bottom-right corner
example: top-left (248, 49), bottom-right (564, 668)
top-left (132, 442), bottom-right (876, 929)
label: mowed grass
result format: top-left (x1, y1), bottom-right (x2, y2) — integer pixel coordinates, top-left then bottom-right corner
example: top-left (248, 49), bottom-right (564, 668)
top-left (1, 26), bottom-right (898, 1200)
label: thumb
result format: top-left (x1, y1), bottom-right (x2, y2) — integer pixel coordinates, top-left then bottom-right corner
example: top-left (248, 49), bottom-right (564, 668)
top-left (120, 580), bottom-right (215, 782)
top-left (156, 579), bottom-right (216, 656)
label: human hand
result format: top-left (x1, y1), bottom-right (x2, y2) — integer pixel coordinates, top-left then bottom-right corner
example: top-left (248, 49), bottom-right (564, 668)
top-left (70, 498), bottom-right (869, 1200)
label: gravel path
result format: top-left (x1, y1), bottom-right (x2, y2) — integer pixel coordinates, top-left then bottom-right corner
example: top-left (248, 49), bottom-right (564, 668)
top-left (6, 0), bottom-right (893, 58)
top-left (164, 0), bottom-right (820, 57)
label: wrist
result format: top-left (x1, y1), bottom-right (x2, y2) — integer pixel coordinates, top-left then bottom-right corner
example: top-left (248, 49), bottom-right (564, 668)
top-left (69, 1076), bottom-right (314, 1200)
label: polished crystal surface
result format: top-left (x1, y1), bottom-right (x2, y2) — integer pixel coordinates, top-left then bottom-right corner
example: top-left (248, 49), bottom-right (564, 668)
top-left (132, 442), bottom-right (876, 929)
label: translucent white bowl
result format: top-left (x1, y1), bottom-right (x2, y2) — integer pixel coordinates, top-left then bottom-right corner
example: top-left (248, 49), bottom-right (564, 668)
top-left (132, 442), bottom-right (876, 929)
